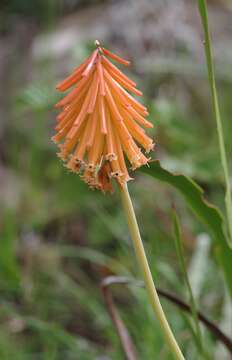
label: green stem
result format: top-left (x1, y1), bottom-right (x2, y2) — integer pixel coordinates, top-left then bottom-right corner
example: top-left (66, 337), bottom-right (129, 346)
top-left (198, 0), bottom-right (232, 246)
top-left (120, 183), bottom-right (185, 360)
top-left (172, 210), bottom-right (207, 359)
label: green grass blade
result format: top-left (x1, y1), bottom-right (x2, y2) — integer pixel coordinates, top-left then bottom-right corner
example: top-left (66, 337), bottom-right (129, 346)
top-left (141, 161), bottom-right (232, 297)
top-left (172, 210), bottom-right (206, 358)
top-left (198, 0), bottom-right (232, 246)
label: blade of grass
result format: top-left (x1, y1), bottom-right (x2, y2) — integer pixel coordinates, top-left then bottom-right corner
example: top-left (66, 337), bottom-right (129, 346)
top-left (198, 0), bottom-right (232, 246)
top-left (172, 210), bottom-right (206, 358)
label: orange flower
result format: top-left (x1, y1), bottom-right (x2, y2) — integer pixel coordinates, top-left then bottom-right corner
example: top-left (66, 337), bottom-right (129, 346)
top-left (52, 41), bottom-right (154, 192)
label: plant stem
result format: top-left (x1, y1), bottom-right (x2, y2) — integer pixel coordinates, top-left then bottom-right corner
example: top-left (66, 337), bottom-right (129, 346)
top-left (120, 183), bottom-right (185, 360)
top-left (198, 0), bottom-right (232, 246)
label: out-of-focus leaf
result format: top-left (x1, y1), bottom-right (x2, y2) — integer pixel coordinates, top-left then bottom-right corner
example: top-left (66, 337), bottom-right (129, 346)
top-left (17, 84), bottom-right (58, 111)
top-left (0, 210), bottom-right (20, 291)
top-left (140, 161), bottom-right (232, 297)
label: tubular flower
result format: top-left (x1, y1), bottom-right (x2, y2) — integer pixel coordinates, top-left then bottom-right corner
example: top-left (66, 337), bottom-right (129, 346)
top-left (52, 41), bottom-right (155, 192)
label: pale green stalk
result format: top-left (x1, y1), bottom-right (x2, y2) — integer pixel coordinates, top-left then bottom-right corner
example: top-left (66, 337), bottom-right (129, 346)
top-left (120, 184), bottom-right (185, 360)
top-left (198, 0), bottom-right (232, 246)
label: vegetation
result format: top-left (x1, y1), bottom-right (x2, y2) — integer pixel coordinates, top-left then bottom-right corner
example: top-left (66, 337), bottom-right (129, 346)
top-left (0, 0), bottom-right (232, 359)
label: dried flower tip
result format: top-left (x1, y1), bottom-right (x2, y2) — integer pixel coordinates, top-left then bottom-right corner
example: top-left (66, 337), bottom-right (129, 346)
top-left (105, 153), bottom-right (117, 161)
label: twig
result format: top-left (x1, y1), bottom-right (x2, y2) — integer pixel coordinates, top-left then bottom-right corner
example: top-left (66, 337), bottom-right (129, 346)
top-left (101, 278), bottom-right (138, 360)
top-left (157, 288), bottom-right (232, 354)
top-left (101, 276), bottom-right (232, 354)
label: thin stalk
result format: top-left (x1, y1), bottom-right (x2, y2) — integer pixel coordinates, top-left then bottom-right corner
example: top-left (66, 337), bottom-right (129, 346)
top-left (172, 211), bottom-right (207, 359)
top-left (120, 183), bottom-right (185, 360)
top-left (198, 0), bottom-right (232, 246)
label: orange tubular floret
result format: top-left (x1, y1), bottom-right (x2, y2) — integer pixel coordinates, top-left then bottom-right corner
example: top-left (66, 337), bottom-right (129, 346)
top-left (58, 123), bottom-right (85, 159)
top-left (104, 69), bottom-right (147, 116)
top-left (86, 110), bottom-right (98, 148)
top-left (56, 71), bottom-right (82, 92)
top-left (105, 82), bottom-right (123, 122)
top-left (55, 109), bottom-right (79, 134)
top-left (101, 47), bottom-right (130, 66)
top-left (87, 119), bottom-right (105, 169)
top-left (124, 105), bottom-right (153, 129)
top-left (116, 82), bottom-right (148, 115)
top-left (67, 75), bottom-right (97, 139)
top-left (113, 130), bottom-right (132, 182)
top-left (82, 49), bottom-right (98, 77)
top-left (122, 111), bottom-right (154, 152)
top-left (105, 105), bottom-right (116, 160)
top-left (101, 56), bottom-right (136, 87)
top-left (53, 42), bottom-right (155, 192)
top-left (99, 95), bottom-right (107, 134)
top-left (71, 116), bottom-right (91, 162)
top-left (87, 71), bottom-right (99, 113)
top-left (56, 57), bottom-right (91, 92)
top-left (55, 98), bottom-right (83, 131)
top-left (117, 77), bottom-right (142, 97)
top-left (55, 71), bottom-right (92, 109)
top-left (96, 57), bottom-right (106, 96)
top-left (105, 68), bottom-right (142, 96)
top-left (122, 139), bottom-right (141, 166)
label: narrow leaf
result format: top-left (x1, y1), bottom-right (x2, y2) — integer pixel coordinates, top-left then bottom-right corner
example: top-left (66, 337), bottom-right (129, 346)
top-left (141, 161), bottom-right (232, 297)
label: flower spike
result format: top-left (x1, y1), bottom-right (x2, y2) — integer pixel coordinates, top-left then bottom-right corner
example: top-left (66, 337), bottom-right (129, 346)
top-left (52, 41), bottom-right (155, 192)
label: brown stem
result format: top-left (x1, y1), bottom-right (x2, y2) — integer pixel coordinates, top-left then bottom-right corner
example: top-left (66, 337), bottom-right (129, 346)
top-left (156, 288), bottom-right (232, 354)
top-left (101, 276), bottom-right (232, 354)
top-left (101, 280), bottom-right (138, 360)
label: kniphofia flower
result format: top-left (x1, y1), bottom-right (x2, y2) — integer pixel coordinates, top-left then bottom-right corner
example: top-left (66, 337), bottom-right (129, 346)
top-left (52, 42), bottom-right (185, 359)
top-left (52, 41), bottom-right (154, 192)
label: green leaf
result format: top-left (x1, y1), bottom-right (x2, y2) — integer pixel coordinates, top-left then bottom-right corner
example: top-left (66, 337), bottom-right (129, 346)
top-left (0, 210), bottom-right (20, 291)
top-left (140, 161), bottom-right (232, 297)
top-left (198, 0), bottom-right (232, 245)
top-left (172, 210), bottom-right (206, 358)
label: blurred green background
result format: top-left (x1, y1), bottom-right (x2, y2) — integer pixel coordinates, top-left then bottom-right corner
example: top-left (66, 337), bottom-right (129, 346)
top-left (0, 0), bottom-right (232, 359)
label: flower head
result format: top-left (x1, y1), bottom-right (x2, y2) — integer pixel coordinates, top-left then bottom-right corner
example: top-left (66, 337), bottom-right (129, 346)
top-left (52, 41), bottom-right (154, 192)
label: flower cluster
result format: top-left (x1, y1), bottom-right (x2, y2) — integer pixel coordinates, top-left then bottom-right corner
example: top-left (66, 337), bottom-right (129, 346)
top-left (52, 41), bottom-right (154, 192)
